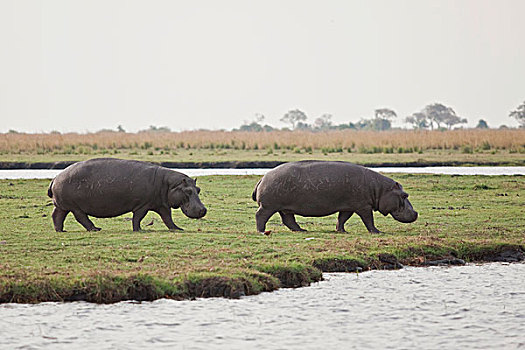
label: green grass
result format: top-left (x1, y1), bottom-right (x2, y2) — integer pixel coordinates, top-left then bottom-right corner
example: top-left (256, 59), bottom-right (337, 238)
top-left (1, 148), bottom-right (524, 166)
top-left (0, 174), bottom-right (523, 303)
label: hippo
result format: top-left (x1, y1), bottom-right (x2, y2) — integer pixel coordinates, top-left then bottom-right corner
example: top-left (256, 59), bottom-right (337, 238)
top-left (252, 160), bottom-right (417, 233)
top-left (47, 158), bottom-right (207, 232)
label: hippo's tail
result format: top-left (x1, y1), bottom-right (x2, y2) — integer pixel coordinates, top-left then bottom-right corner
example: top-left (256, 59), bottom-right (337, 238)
top-left (252, 179), bottom-right (262, 202)
top-left (47, 179), bottom-right (54, 198)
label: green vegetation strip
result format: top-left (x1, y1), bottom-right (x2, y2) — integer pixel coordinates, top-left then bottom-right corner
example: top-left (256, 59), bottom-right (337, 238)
top-left (0, 174), bottom-right (523, 303)
top-left (1, 148), bottom-right (524, 167)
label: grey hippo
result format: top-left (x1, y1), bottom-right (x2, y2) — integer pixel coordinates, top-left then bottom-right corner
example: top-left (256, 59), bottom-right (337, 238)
top-left (48, 158), bottom-right (207, 232)
top-left (252, 160), bottom-right (418, 233)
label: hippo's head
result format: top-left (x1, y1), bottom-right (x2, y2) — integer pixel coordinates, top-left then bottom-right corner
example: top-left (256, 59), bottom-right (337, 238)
top-left (378, 182), bottom-right (418, 223)
top-left (168, 177), bottom-right (207, 219)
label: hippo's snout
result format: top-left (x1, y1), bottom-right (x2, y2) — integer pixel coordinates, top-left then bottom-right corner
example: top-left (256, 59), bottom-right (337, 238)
top-left (394, 210), bottom-right (418, 223)
top-left (391, 199), bottom-right (418, 223)
top-left (182, 203), bottom-right (207, 219)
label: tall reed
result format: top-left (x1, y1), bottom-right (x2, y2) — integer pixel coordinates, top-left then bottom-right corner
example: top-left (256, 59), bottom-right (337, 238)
top-left (0, 129), bottom-right (523, 153)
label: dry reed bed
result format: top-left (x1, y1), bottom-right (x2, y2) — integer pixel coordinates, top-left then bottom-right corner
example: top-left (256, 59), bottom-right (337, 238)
top-left (0, 129), bottom-right (524, 153)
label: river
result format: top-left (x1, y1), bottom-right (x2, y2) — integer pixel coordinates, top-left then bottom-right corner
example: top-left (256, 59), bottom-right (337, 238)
top-left (1, 263), bottom-right (524, 349)
top-left (1, 166), bottom-right (524, 179)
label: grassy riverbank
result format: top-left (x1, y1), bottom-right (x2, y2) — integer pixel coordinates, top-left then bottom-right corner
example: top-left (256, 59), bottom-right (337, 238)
top-left (0, 174), bottom-right (523, 303)
top-left (1, 148), bottom-right (525, 168)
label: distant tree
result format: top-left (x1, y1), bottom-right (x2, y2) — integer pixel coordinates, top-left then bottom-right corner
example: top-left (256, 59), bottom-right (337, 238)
top-left (374, 108), bottom-right (397, 121)
top-left (476, 119), bottom-right (489, 129)
top-left (141, 125), bottom-right (171, 133)
top-left (443, 114), bottom-right (467, 130)
top-left (372, 108), bottom-right (396, 131)
top-left (280, 109), bottom-right (307, 130)
top-left (372, 118), bottom-right (392, 131)
top-left (423, 103), bottom-right (461, 130)
top-left (509, 100), bottom-right (525, 127)
top-left (335, 122), bottom-right (357, 130)
top-left (314, 114), bottom-right (333, 130)
top-left (238, 113), bottom-right (271, 132)
top-left (295, 121), bottom-right (312, 131)
top-left (354, 113), bottom-right (392, 131)
top-left (356, 119), bottom-right (373, 130)
top-left (238, 122), bottom-right (263, 132)
top-left (117, 125), bottom-right (125, 132)
top-left (239, 113), bottom-right (264, 132)
top-left (405, 112), bottom-right (429, 129)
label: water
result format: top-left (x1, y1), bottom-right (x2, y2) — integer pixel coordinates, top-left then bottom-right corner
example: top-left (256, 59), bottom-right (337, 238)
top-left (1, 263), bottom-right (524, 349)
top-left (0, 168), bottom-right (270, 179)
top-left (370, 166), bottom-right (525, 176)
top-left (1, 166), bottom-right (524, 179)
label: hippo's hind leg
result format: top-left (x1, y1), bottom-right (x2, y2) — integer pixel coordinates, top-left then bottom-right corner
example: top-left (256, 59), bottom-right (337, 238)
top-left (356, 209), bottom-right (381, 234)
top-left (155, 206), bottom-right (183, 231)
top-left (256, 206), bottom-right (276, 233)
top-left (336, 211), bottom-right (353, 233)
top-left (279, 212), bottom-right (306, 232)
top-left (131, 207), bottom-right (150, 232)
top-left (72, 210), bottom-right (101, 231)
top-left (52, 207), bottom-right (69, 232)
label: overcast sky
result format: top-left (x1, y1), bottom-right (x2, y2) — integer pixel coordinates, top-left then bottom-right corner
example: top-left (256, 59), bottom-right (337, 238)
top-left (1, 0), bottom-right (524, 133)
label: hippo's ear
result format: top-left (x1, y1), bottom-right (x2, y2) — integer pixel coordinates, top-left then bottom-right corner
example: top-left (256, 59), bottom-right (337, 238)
top-left (194, 178), bottom-right (197, 184)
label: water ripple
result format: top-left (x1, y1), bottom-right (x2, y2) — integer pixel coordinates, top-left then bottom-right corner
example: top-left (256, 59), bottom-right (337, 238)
top-left (1, 263), bottom-right (524, 349)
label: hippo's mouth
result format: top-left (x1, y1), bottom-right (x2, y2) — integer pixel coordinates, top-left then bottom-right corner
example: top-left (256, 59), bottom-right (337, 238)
top-left (389, 198), bottom-right (418, 223)
top-left (181, 204), bottom-right (207, 219)
top-left (391, 208), bottom-right (418, 223)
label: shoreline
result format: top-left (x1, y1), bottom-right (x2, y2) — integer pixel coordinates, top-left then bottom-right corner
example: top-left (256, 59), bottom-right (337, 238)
top-left (1, 159), bottom-right (523, 170)
top-left (1, 245), bottom-right (523, 304)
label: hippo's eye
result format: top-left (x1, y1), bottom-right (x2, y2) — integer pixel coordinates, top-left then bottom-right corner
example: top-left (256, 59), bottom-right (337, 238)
top-left (196, 187), bottom-right (201, 194)
top-left (399, 195), bottom-right (406, 208)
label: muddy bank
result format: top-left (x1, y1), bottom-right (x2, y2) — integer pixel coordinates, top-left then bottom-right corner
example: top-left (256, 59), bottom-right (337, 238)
top-left (0, 159), bottom-right (521, 170)
top-left (2, 245), bottom-right (522, 304)
top-left (314, 244), bottom-right (525, 272)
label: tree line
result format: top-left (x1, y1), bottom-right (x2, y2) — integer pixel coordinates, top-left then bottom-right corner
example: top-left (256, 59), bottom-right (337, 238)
top-left (134, 100), bottom-right (524, 133)
top-left (9, 100), bottom-right (522, 135)
top-left (236, 101), bottom-right (525, 132)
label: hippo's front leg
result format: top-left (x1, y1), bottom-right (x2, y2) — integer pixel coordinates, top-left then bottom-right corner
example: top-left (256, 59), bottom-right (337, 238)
top-left (356, 209), bottom-right (381, 234)
top-left (156, 207), bottom-right (183, 231)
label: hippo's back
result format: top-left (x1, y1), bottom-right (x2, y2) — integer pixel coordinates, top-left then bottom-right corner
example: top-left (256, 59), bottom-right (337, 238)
top-left (262, 160), bottom-right (368, 187)
top-left (255, 161), bottom-right (374, 216)
top-left (273, 160), bottom-right (364, 176)
top-left (57, 158), bottom-right (156, 180)
top-left (50, 158), bottom-right (160, 217)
